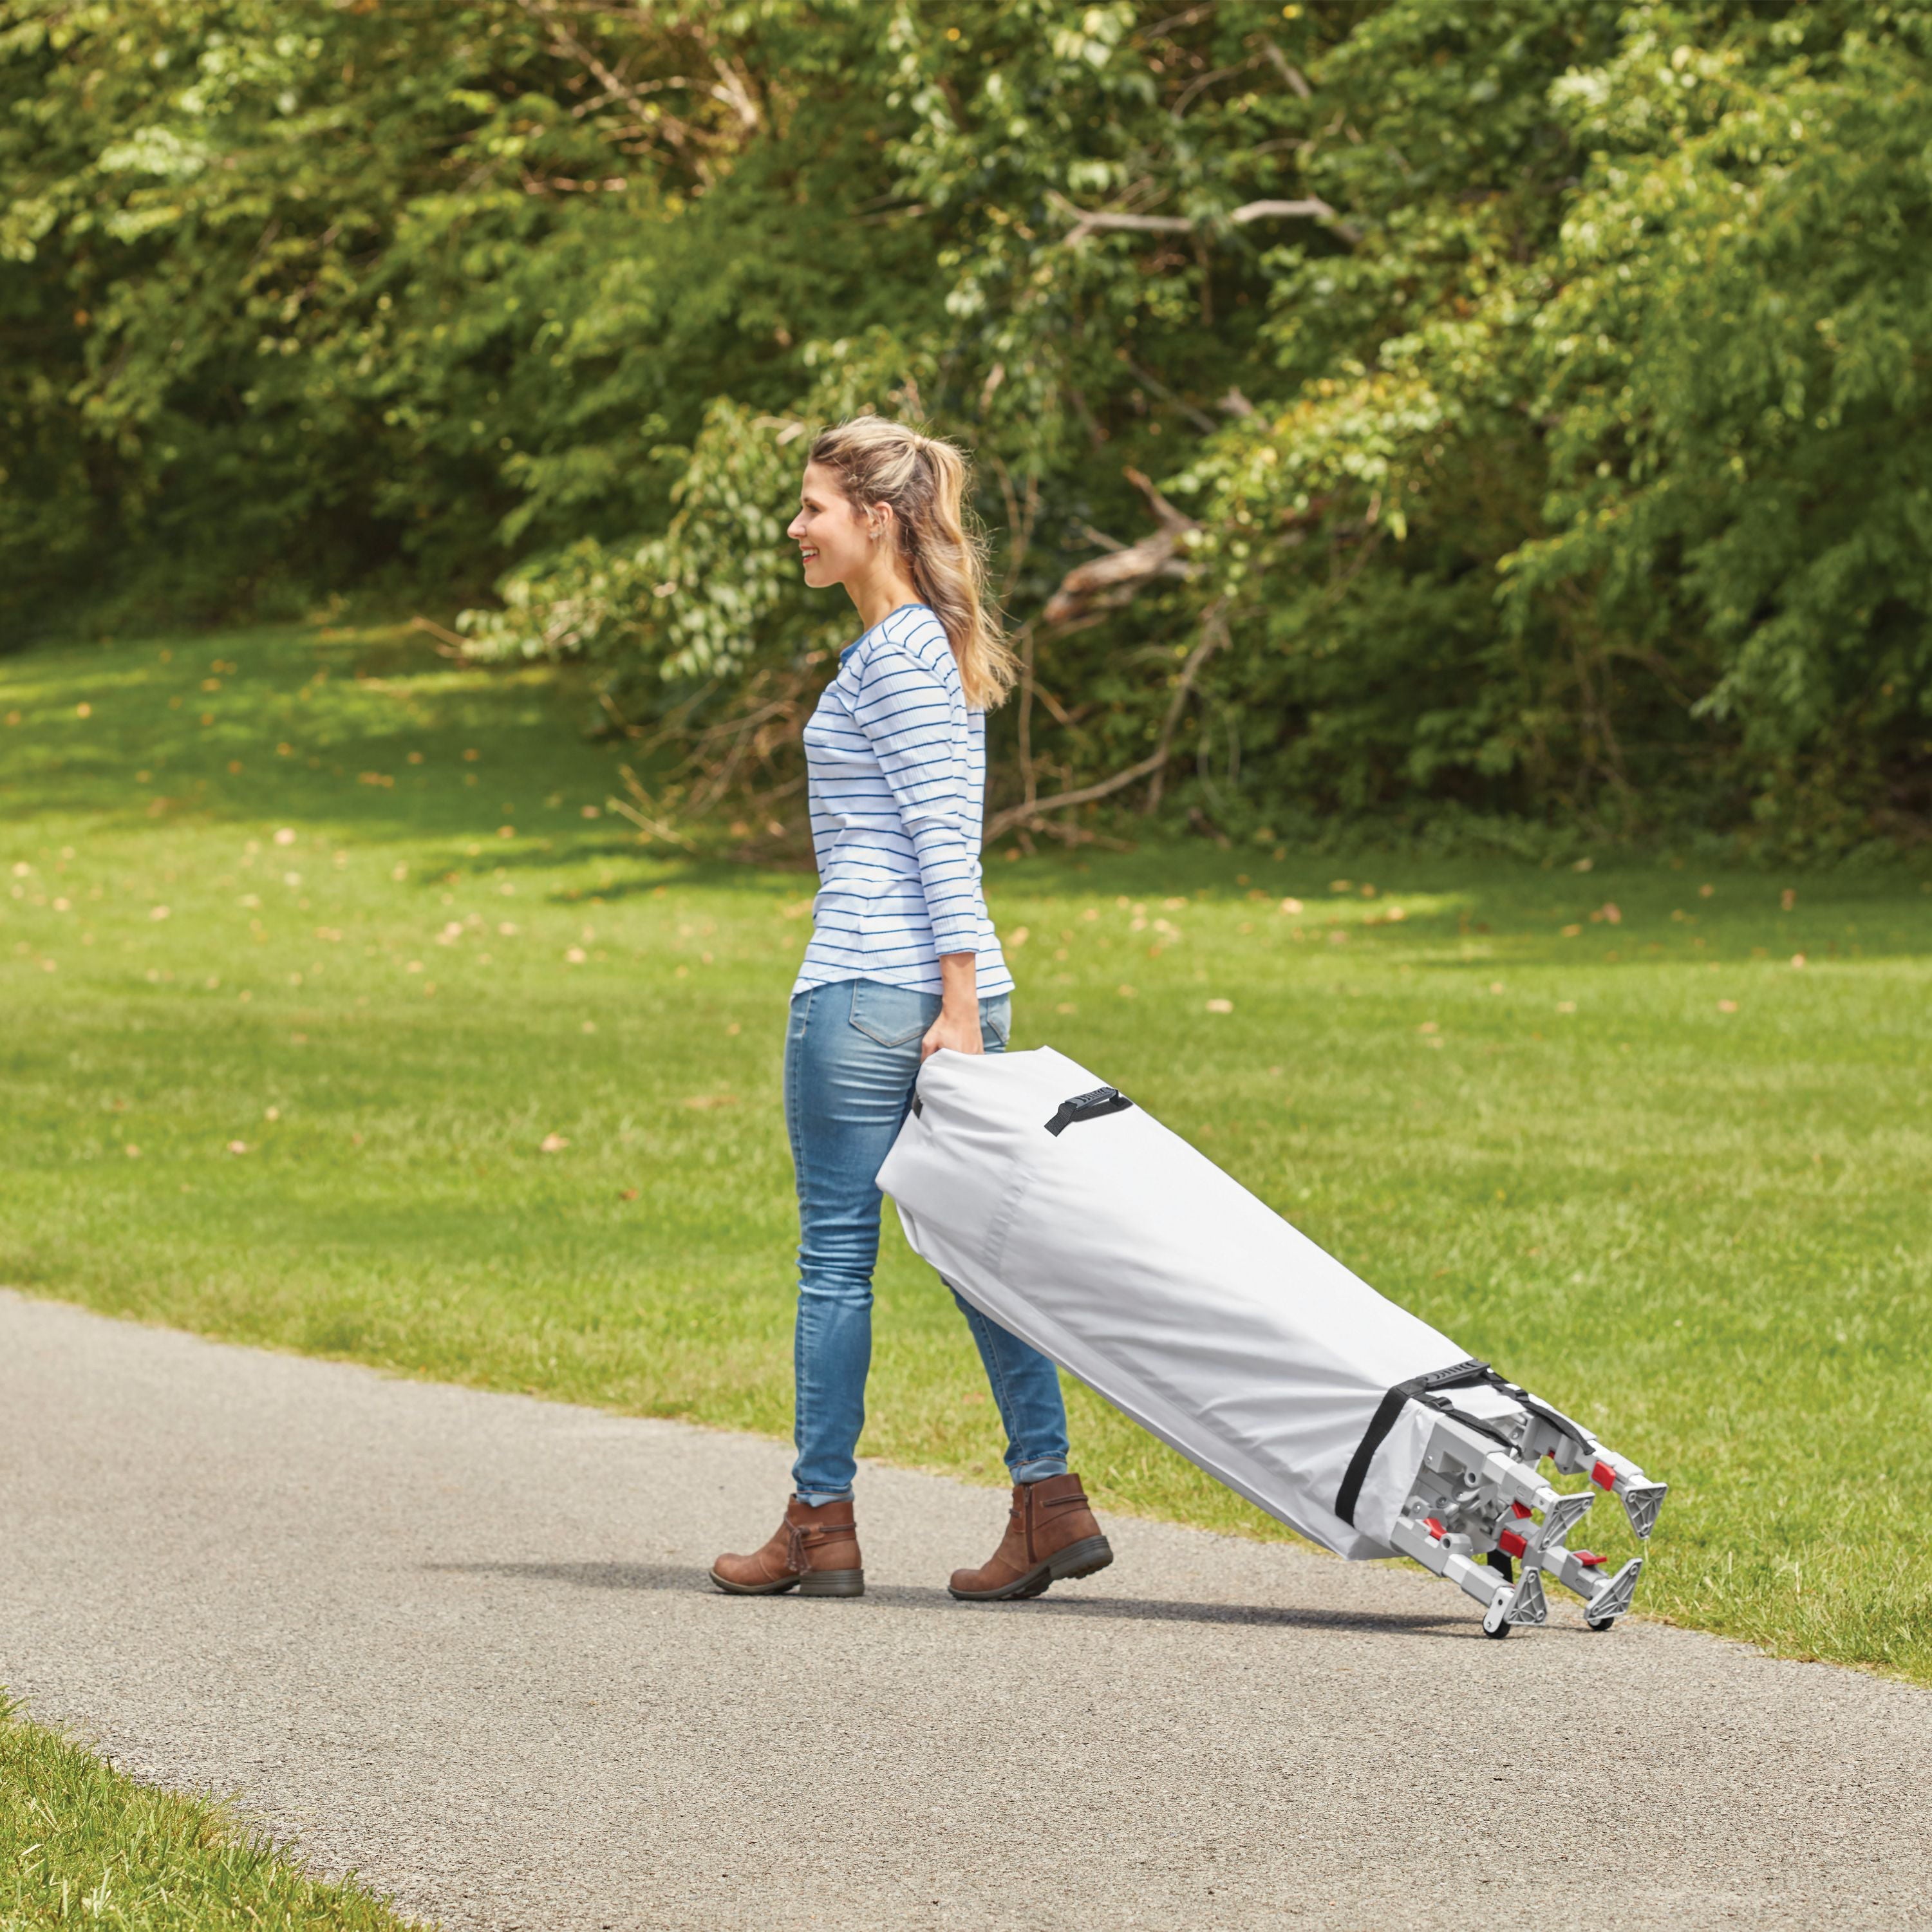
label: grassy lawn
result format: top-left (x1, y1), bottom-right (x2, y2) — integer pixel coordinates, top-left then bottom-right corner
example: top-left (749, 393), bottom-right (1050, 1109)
top-left (0, 1695), bottom-right (419, 1931)
top-left (3, 621), bottom-right (1930, 1687)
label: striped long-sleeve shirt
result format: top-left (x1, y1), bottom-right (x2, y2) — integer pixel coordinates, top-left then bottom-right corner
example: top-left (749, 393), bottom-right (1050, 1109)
top-left (792, 603), bottom-right (1013, 1001)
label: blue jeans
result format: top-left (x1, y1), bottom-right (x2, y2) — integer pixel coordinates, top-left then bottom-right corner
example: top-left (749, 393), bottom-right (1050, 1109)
top-left (783, 977), bottom-right (1071, 1505)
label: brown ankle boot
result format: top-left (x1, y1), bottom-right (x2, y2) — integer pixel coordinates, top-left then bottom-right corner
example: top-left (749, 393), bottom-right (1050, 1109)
top-left (710, 1497), bottom-right (864, 1597)
top-left (948, 1472), bottom-right (1113, 1602)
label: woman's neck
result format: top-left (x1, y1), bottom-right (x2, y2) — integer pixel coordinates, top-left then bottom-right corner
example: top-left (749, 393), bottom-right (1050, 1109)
top-left (847, 557), bottom-right (923, 634)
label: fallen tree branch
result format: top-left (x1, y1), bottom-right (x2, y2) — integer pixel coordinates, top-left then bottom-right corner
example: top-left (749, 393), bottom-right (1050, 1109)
top-left (1127, 464), bottom-right (1197, 535)
top-left (407, 615), bottom-right (469, 659)
top-left (1055, 191), bottom-right (1358, 248)
top-left (1255, 37), bottom-right (1314, 100)
top-left (984, 603), bottom-right (1230, 842)
top-left (1142, 3), bottom-right (1219, 40)
top-left (1170, 59), bottom-right (1255, 120)
top-left (1229, 197), bottom-right (1355, 235)
top-left (608, 796), bottom-right (695, 849)
top-left (1040, 468), bottom-right (1200, 625)
top-left (1127, 359), bottom-right (1217, 434)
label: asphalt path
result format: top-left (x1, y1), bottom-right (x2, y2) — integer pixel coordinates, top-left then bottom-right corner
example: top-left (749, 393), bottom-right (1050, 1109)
top-left (4, 1288), bottom-right (1929, 1931)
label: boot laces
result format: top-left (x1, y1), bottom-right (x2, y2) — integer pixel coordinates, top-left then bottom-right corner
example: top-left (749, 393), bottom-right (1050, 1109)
top-left (785, 1517), bottom-right (852, 1571)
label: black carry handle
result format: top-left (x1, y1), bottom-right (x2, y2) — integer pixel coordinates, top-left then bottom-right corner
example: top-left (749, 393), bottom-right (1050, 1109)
top-left (1333, 1357), bottom-right (1494, 1527)
top-left (1044, 1086), bottom-right (1134, 1136)
top-left (1333, 1358), bottom-right (1590, 1528)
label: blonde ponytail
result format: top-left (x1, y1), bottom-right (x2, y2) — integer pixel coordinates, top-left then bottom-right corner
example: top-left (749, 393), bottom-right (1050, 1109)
top-left (807, 415), bottom-right (1017, 710)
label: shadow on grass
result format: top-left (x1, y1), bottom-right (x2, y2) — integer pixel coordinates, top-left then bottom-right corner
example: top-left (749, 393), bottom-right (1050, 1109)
top-left (431, 1559), bottom-right (1467, 1637)
top-left (14, 623), bottom-right (1929, 951)
top-left (475, 845), bottom-right (815, 896)
top-left (6, 624), bottom-right (630, 842)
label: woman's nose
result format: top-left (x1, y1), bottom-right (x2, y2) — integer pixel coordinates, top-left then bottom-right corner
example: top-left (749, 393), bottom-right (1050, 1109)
top-left (785, 512), bottom-right (806, 539)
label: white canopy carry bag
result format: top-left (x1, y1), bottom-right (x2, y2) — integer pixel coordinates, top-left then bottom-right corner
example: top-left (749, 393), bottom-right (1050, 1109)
top-left (879, 1046), bottom-right (1665, 1635)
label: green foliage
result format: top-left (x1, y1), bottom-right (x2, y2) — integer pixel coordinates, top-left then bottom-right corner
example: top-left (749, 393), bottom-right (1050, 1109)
top-left (3, 2), bottom-right (1928, 844)
top-left (461, 342), bottom-right (912, 687)
top-left (1510, 8), bottom-right (1932, 845)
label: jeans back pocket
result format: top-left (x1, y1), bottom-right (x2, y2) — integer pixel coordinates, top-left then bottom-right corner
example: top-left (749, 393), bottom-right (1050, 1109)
top-left (847, 979), bottom-right (938, 1049)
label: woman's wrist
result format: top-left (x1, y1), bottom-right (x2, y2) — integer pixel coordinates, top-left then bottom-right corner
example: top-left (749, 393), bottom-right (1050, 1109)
top-left (937, 950), bottom-right (978, 1013)
top-left (924, 955), bottom-right (984, 1058)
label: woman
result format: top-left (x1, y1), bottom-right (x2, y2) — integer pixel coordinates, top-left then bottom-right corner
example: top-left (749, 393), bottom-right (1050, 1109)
top-left (710, 415), bottom-right (1114, 1603)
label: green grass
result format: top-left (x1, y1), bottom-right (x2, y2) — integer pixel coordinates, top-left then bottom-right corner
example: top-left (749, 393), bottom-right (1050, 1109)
top-left (4, 621), bottom-right (1931, 1685)
top-left (0, 1694), bottom-right (420, 1931)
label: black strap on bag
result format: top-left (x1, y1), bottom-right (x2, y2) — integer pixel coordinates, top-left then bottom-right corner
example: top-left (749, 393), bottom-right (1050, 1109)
top-left (912, 1083), bottom-right (1134, 1134)
top-left (1333, 1358), bottom-right (1599, 1526)
top-left (1333, 1357), bottom-right (1495, 1527)
top-left (1044, 1086), bottom-right (1133, 1136)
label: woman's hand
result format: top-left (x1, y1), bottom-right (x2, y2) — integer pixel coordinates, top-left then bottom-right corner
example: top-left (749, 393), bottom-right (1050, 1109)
top-left (921, 951), bottom-right (982, 1060)
top-left (921, 1002), bottom-right (984, 1061)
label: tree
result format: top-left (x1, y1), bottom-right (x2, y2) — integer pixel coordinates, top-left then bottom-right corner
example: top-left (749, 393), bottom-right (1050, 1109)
top-left (5, 1), bottom-right (1927, 849)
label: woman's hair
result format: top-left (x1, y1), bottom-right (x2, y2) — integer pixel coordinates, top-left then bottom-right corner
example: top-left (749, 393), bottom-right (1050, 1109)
top-left (807, 414), bottom-right (1017, 710)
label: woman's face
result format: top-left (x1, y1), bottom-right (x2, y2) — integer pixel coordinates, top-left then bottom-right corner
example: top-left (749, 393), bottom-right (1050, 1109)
top-left (787, 460), bottom-right (874, 591)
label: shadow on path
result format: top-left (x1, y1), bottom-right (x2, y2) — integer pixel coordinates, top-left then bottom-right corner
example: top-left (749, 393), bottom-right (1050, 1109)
top-left (429, 1559), bottom-right (1467, 1637)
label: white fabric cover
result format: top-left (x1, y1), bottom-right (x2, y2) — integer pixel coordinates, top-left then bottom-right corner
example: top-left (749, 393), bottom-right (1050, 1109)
top-left (878, 1046), bottom-right (1472, 1559)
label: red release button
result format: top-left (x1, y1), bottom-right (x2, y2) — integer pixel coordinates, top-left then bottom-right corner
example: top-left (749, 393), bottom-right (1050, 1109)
top-left (1512, 1500), bottom-right (1533, 1519)
top-left (1424, 1517), bottom-right (1446, 1540)
top-left (1592, 1460), bottom-right (1618, 1490)
top-left (1575, 1551), bottom-right (1606, 1568)
top-left (1497, 1528), bottom-right (1528, 1560)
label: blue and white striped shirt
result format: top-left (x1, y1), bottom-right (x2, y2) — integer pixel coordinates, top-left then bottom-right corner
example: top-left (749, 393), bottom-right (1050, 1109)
top-left (793, 603), bottom-right (1013, 1000)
